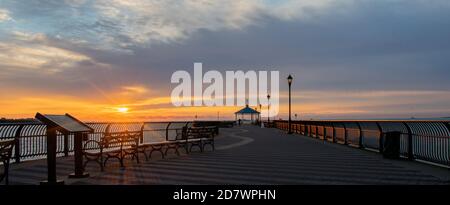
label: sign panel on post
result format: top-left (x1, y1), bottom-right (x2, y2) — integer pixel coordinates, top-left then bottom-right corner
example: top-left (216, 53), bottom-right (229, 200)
top-left (35, 113), bottom-right (94, 185)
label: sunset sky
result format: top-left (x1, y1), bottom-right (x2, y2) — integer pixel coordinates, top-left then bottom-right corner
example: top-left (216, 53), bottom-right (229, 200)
top-left (1, 0), bottom-right (450, 121)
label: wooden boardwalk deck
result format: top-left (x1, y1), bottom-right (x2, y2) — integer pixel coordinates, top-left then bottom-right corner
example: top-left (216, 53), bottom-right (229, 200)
top-left (7, 126), bottom-right (450, 185)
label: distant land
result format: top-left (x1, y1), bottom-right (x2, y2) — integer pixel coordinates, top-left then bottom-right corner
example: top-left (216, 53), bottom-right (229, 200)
top-left (0, 118), bottom-right (39, 123)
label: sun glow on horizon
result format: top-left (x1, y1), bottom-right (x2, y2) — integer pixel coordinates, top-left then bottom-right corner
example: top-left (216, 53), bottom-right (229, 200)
top-left (116, 107), bottom-right (129, 113)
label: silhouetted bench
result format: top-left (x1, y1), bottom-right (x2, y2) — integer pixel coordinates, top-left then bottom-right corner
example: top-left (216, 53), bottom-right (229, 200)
top-left (137, 125), bottom-right (217, 159)
top-left (82, 126), bottom-right (217, 171)
top-left (0, 139), bottom-right (15, 185)
top-left (136, 130), bottom-right (181, 160)
top-left (185, 126), bottom-right (216, 152)
top-left (83, 131), bottom-right (140, 171)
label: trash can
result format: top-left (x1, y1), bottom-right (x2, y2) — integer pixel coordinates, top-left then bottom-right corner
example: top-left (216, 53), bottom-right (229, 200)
top-left (383, 131), bottom-right (401, 159)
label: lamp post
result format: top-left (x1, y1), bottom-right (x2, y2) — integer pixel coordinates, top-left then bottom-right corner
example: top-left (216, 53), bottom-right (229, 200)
top-left (267, 94), bottom-right (271, 125)
top-left (287, 74), bottom-right (293, 134)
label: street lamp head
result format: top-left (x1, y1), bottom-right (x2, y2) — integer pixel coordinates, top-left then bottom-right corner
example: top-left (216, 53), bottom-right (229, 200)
top-left (287, 74), bottom-right (293, 85)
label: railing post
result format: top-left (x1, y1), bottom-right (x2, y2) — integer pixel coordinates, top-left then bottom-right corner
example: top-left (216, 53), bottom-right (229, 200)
top-left (315, 124), bottom-right (318, 138)
top-left (305, 123), bottom-right (308, 136)
top-left (443, 122), bottom-right (450, 134)
top-left (301, 122), bottom-right (304, 135)
top-left (183, 122), bottom-right (190, 140)
top-left (356, 122), bottom-right (363, 148)
top-left (140, 123), bottom-right (145, 143)
top-left (309, 124), bottom-right (312, 137)
top-left (375, 122), bottom-right (383, 153)
top-left (322, 123), bottom-right (326, 141)
top-left (105, 123), bottom-right (111, 138)
top-left (303, 123), bottom-right (307, 136)
top-left (14, 125), bottom-right (23, 163)
top-left (332, 123), bottom-right (336, 143)
top-left (403, 122), bottom-right (414, 160)
top-left (63, 133), bottom-right (69, 157)
top-left (166, 122), bottom-right (172, 141)
top-left (442, 122), bottom-right (450, 165)
top-left (343, 123), bottom-right (348, 145)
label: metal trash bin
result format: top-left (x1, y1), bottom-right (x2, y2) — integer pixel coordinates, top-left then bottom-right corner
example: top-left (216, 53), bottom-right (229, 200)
top-left (383, 131), bottom-right (401, 159)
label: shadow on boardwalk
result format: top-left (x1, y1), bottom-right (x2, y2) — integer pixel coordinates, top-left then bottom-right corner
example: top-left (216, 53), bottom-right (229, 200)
top-left (8, 126), bottom-right (450, 185)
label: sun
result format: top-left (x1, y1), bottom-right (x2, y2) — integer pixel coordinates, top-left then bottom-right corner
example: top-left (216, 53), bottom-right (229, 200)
top-left (116, 107), bottom-right (129, 113)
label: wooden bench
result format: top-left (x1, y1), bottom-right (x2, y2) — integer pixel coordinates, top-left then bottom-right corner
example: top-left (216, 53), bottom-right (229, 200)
top-left (136, 130), bottom-right (181, 160)
top-left (137, 125), bottom-right (217, 158)
top-left (0, 139), bottom-right (15, 185)
top-left (83, 131), bottom-right (140, 171)
top-left (82, 126), bottom-right (217, 170)
top-left (184, 126), bottom-right (217, 153)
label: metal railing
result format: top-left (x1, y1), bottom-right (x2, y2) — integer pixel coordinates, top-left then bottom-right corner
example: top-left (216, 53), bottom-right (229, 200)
top-left (0, 121), bottom-right (200, 163)
top-left (273, 120), bottom-right (450, 167)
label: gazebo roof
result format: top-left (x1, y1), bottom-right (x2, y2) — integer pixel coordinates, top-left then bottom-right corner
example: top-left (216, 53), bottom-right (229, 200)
top-left (235, 105), bottom-right (260, 114)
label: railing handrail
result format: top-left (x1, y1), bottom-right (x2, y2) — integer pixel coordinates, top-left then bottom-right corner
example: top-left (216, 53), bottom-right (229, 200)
top-left (272, 120), bottom-right (450, 167)
top-left (0, 120), bottom-right (228, 163)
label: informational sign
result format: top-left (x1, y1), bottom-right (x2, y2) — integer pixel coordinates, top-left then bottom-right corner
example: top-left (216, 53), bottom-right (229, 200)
top-left (35, 113), bottom-right (93, 184)
top-left (35, 113), bottom-right (93, 133)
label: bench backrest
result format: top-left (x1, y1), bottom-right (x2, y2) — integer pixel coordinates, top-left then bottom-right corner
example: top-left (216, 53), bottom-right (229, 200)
top-left (0, 139), bottom-right (15, 162)
top-left (1, 139), bottom-right (15, 183)
top-left (186, 126), bottom-right (217, 139)
top-left (103, 131), bottom-right (140, 148)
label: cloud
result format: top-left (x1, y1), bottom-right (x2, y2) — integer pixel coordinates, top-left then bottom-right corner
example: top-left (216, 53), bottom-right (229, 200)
top-left (90, 0), bottom-right (338, 47)
top-left (1, 0), bottom-right (340, 52)
top-left (64, 0), bottom-right (88, 7)
top-left (0, 42), bottom-right (88, 72)
top-left (275, 89), bottom-right (450, 119)
top-left (0, 8), bottom-right (11, 22)
top-left (89, 0), bottom-right (264, 47)
top-left (285, 90), bottom-right (450, 100)
top-left (0, 31), bottom-right (109, 73)
top-left (121, 85), bottom-right (148, 94)
top-left (267, 0), bottom-right (339, 20)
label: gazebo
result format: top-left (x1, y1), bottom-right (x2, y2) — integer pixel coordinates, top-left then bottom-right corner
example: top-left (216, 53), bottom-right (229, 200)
top-left (234, 105), bottom-right (260, 124)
